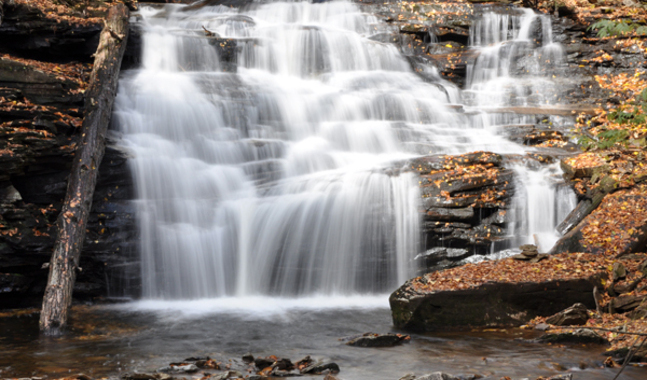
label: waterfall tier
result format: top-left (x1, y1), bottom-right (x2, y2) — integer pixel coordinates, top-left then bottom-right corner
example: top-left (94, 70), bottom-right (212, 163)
top-left (114, 1), bottom-right (575, 299)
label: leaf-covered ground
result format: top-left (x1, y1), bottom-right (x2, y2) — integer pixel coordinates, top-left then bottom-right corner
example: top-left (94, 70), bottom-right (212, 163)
top-left (413, 252), bottom-right (608, 292)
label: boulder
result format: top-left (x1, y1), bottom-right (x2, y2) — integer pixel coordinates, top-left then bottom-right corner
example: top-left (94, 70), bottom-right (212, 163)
top-left (560, 153), bottom-right (609, 180)
top-left (390, 266), bottom-right (605, 331)
top-left (537, 328), bottom-right (608, 345)
top-left (545, 303), bottom-right (589, 326)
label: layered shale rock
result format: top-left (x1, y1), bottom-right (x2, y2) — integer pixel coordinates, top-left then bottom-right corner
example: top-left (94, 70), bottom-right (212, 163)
top-left (390, 253), bottom-right (606, 331)
top-left (0, 1), bottom-right (139, 308)
top-left (405, 151), bottom-right (517, 268)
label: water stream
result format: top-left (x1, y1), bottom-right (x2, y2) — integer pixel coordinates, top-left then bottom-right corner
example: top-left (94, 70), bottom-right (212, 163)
top-left (2, 303), bottom-right (646, 379)
top-left (114, 0), bottom-right (577, 300)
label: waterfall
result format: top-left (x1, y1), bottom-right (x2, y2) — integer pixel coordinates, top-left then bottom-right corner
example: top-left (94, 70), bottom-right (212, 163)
top-left (465, 8), bottom-right (575, 252)
top-left (114, 1), bottom-right (575, 300)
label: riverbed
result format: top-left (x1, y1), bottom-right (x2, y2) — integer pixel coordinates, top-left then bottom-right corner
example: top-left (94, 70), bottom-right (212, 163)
top-left (1, 298), bottom-right (644, 379)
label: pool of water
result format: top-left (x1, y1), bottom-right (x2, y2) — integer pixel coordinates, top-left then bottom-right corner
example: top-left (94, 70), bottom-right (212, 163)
top-left (1, 297), bottom-right (644, 379)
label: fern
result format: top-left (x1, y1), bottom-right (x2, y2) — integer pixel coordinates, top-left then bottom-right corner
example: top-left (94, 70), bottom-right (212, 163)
top-left (588, 19), bottom-right (647, 38)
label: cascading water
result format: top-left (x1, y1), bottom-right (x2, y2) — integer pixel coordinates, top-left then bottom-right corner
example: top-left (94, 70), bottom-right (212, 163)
top-left (114, 1), bottom-right (576, 300)
top-left (465, 7), bottom-right (576, 250)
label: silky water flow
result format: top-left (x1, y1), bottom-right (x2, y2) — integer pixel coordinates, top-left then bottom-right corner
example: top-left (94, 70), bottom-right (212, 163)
top-left (113, 1), bottom-right (577, 300)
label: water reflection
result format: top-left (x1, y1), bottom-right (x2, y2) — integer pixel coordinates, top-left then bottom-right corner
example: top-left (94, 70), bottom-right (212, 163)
top-left (0, 303), bottom-right (644, 379)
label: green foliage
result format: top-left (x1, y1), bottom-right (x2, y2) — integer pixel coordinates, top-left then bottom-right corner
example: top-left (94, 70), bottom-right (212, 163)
top-left (588, 19), bottom-right (647, 38)
top-left (578, 87), bottom-right (647, 151)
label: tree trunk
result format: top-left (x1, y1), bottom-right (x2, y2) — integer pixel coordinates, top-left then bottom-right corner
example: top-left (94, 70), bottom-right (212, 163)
top-left (39, 4), bottom-right (129, 336)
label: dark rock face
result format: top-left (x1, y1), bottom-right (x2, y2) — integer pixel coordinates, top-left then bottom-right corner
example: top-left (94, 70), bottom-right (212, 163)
top-left (406, 152), bottom-right (519, 266)
top-left (389, 272), bottom-right (605, 331)
top-left (0, 2), bottom-right (102, 61)
top-left (0, 1), bottom-right (140, 308)
top-left (0, 145), bottom-right (140, 308)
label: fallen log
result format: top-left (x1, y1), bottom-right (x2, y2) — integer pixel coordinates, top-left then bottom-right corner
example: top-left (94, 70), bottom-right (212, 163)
top-left (39, 4), bottom-right (129, 336)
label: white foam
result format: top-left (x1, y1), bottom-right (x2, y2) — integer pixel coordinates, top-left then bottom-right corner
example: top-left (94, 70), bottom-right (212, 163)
top-left (111, 295), bottom-right (390, 320)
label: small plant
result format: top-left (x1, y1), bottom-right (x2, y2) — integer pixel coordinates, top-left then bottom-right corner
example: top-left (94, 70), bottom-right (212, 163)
top-left (588, 19), bottom-right (647, 38)
top-left (578, 88), bottom-right (647, 150)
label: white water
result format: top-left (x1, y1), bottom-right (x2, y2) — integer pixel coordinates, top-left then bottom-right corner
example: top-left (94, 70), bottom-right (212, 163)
top-left (465, 8), bottom-right (575, 250)
top-left (114, 1), bottom-right (575, 300)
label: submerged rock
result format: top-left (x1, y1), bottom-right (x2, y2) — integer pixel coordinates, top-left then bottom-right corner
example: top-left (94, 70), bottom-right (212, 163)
top-left (345, 332), bottom-right (410, 347)
top-left (158, 364), bottom-right (199, 374)
top-left (301, 362), bottom-right (340, 375)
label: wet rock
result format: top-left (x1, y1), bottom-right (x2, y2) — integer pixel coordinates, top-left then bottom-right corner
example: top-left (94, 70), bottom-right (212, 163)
top-left (345, 333), bottom-right (410, 347)
top-left (481, 209), bottom-right (508, 225)
top-left (123, 374), bottom-right (157, 380)
top-left (242, 353), bottom-right (254, 363)
top-left (211, 371), bottom-right (243, 380)
top-left (410, 152), bottom-right (503, 173)
top-left (274, 358), bottom-right (295, 371)
top-left (159, 364), bottom-right (199, 374)
top-left (604, 346), bottom-right (647, 364)
top-left (537, 328), bottom-right (608, 345)
top-left (195, 358), bottom-right (220, 369)
top-left (520, 244), bottom-right (538, 258)
top-left (545, 303), bottom-right (589, 326)
top-left (556, 199), bottom-right (593, 235)
top-left (295, 356), bottom-right (314, 371)
top-left (0, 4), bottom-right (102, 59)
top-left (422, 195), bottom-right (478, 210)
top-left (390, 272), bottom-right (605, 331)
top-left (511, 245), bottom-right (549, 263)
top-left (425, 207), bottom-right (474, 222)
top-left (546, 375), bottom-right (573, 380)
top-left (415, 247), bottom-right (471, 269)
top-left (300, 362), bottom-right (340, 375)
top-left (254, 357), bottom-right (275, 369)
top-left (0, 57), bottom-right (82, 104)
top-left (534, 322), bottom-right (550, 331)
top-left (416, 372), bottom-right (461, 380)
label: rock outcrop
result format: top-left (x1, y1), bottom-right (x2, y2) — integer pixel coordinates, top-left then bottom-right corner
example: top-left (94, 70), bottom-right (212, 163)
top-left (0, 1), bottom-right (139, 308)
top-left (390, 253), bottom-right (606, 331)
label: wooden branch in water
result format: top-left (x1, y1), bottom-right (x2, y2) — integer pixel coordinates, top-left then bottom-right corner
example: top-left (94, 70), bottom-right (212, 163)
top-left (39, 4), bottom-right (129, 336)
